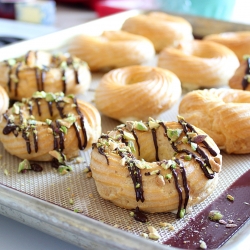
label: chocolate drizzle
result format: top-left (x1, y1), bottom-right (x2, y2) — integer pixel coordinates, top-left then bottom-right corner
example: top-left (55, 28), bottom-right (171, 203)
top-left (3, 51), bottom-right (83, 97)
top-left (94, 118), bottom-right (219, 220)
top-left (242, 57), bottom-right (250, 90)
top-left (2, 93), bottom-right (88, 165)
top-left (151, 128), bottom-right (159, 161)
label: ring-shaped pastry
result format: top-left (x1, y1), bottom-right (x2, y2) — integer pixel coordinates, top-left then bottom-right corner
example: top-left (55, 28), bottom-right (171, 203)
top-left (95, 65), bottom-right (182, 122)
top-left (158, 40), bottom-right (240, 89)
top-left (68, 30), bottom-right (155, 71)
top-left (90, 117), bottom-right (222, 216)
top-left (179, 88), bottom-right (250, 154)
top-left (121, 12), bottom-right (193, 52)
top-left (204, 31), bottom-right (250, 62)
top-left (0, 50), bottom-right (91, 100)
top-left (229, 56), bottom-right (250, 90)
top-left (0, 91), bottom-right (101, 162)
top-left (0, 85), bottom-right (9, 116)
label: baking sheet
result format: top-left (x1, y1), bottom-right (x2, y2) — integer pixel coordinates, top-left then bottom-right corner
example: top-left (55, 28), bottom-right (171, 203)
top-left (0, 10), bottom-right (249, 250)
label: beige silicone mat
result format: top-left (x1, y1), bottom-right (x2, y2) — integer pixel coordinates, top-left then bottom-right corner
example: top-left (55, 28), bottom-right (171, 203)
top-left (0, 71), bottom-right (249, 246)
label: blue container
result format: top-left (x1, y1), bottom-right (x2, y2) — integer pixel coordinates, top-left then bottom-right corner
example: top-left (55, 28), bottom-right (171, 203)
top-left (157, 0), bottom-right (236, 21)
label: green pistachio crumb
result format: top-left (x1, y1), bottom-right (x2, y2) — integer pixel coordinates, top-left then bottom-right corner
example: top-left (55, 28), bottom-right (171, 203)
top-left (130, 212), bottom-right (134, 217)
top-left (45, 93), bottom-right (56, 102)
top-left (134, 121), bottom-right (148, 131)
top-left (69, 198), bottom-right (74, 205)
top-left (46, 119), bottom-right (52, 125)
top-left (123, 131), bottom-right (135, 140)
top-left (32, 91), bottom-right (46, 99)
top-left (60, 126), bottom-right (68, 134)
top-left (165, 173), bottom-right (172, 180)
top-left (135, 183), bottom-right (140, 188)
top-left (167, 128), bottom-right (183, 142)
top-left (184, 154), bottom-right (192, 161)
top-left (179, 208), bottom-right (185, 218)
top-left (128, 141), bottom-right (136, 153)
top-left (191, 142), bottom-right (197, 151)
top-left (208, 210), bottom-right (223, 221)
top-left (18, 159), bottom-right (31, 173)
top-left (227, 194), bottom-right (234, 201)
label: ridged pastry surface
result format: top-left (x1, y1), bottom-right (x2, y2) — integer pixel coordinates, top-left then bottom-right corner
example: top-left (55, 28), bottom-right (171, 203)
top-left (0, 92), bottom-right (101, 161)
top-left (179, 88), bottom-right (250, 154)
top-left (204, 31), bottom-right (250, 62)
top-left (95, 65), bottom-right (182, 122)
top-left (0, 50), bottom-right (91, 100)
top-left (90, 117), bottom-right (222, 215)
top-left (121, 12), bottom-right (193, 52)
top-left (158, 40), bottom-right (240, 89)
top-left (68, 30), bottom-right (155, 71)
top-left (229, 57), bottom-right (250, 90)
top-left (0, 85), bottom-right (9, 116)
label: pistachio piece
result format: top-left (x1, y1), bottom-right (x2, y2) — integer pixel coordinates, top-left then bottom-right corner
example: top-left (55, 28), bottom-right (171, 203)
top-left (134, 121), bottom-right (148, 131)
top-left (32, 91), bottom-right (46, 99)
top-left (58, 165), bottom-right (72, 175)
top-left (165, 173), bottom-right (172, 180)
top-left (18, 159), bottom-right (31, 173)
top-left (45, 92), bottom-right (56, 102)
top-left (12, 102), bottom-right (20, 114)
top-left (128, 141), bottom-right (136, 153)
top-left (148, 226), bottom-right (161, 240)
top-left (49, 150), bottom-right (65, 163)
top-left (183, 154), bottom-right (192, 161)
top-left (60, 126), bottom-right (68, 134)
top-left (179, 208), bottom-right (185, 218)
top-left (208, 210), bottom-right (223, 221)
top-left (227, 194), bottom-right (234, 201)
top-left (46, 119), bottom-right (52, 125)
top-left (167, 128), bottom-right (183, 142)
top-left (148, 118), bottom-right (160, 129)
top-left (191, 142), bottom-right (197, 151)
top-left (123, 131), bottom-right (135, 141)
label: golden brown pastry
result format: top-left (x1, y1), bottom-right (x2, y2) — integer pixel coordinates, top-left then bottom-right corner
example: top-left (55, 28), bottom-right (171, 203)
top-left (204, 31), bottom-right (250, 62)
top-left (90, 117), bottom-right (222, 216)
top-left (158, 40), bottom-right (240, 90)
top-left (68, 30), bottom-right (155, 71)
top-left (229, 57), bottom-right (250, 90)
top-left (121, 12), bottom-right (193, 52)
top-left (0, 85), bottom-right (9, 116)
top-left (0, 50), bottom-right (91, 100)
top-left (0, 91), bottom-right (101, 162)
top-left (179, 88), bottom-right (250, 154)
top-left (95, 65), bottom-right (182, 122)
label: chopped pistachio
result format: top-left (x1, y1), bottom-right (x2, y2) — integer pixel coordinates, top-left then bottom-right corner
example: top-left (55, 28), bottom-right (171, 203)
top-left (186, 132), bottom-right (197, 138)
top-left (179, 208), bottom-right (185, 218)
top-left (4, 169), bottom-right (9, 176)
top-left (181, 136), bottom-right (188, 143)
top-left (129, 211), bottom-right (134, 217)
top-left (227, 194), bottom-right (234, 201)
top-left (49, 150), bottom-right (65, 163)
top-left (128, 141), bottom-right (136, 153)
top-left (45, 92), bottom-right (56, 102)
top-left (184, 154), bottom-right (192, 161)
top-left (148, 226), bottom-right (161, 240)
top-left (134, 121), bottom-right (148, 131)
top-left (58, 165), bottom-right (72, 175)
top-left (199, 240), bottom-right (207, 249)
top-left (32, 91), bottom-right (46, 99)
top-left (123, 131), bottom-right (135, 140)
top-left (69, 198), bottom-right (74, 205)
top-left (12, 102), bottom-right (20, 114)
top-left (148, 118), bottom-right (160, 129)
top-left (177, 115), bottom-right (185, 122)
top-left (150, 170), bottom-right (160, 175)
top-left (167, 128), bottom-right (183, 142)
top-left (140, 233), bottom-right (149, 239)
top-left (60, 126), bottom-right (68, 134)
top-left (135, 183), bottom-right (140, 188)
top-left (165, 173), bottom-right (172, 180)
top-left (67, 94), bottom-right (75, 99)
top-left (208, 210), bottom-right (223, 221)
top-left (74, 209), bottom-right (79, 213)
top-left (191, 142), bottom-right (197, 151)
top-left (18, 159), bottom-right (31, 173)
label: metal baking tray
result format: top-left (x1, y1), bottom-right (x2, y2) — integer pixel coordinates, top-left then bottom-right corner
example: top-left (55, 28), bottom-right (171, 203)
top-left (0, 10), bottom-right (250, 250)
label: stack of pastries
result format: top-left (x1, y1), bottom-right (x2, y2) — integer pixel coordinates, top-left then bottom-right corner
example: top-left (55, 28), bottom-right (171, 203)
top-left (0, 11), bottom-right (249, 219)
